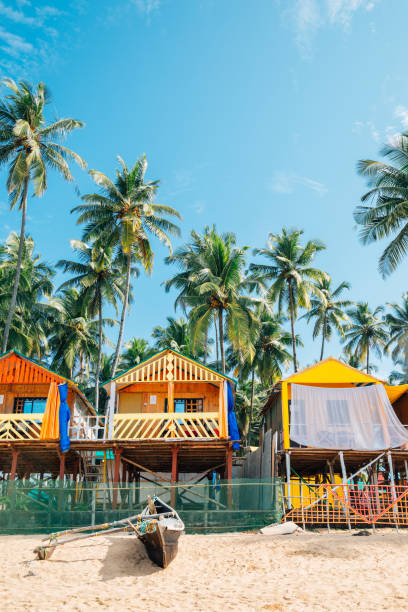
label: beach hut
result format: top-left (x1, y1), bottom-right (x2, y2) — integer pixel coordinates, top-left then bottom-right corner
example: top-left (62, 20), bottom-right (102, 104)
top-left (261, 357), bottom-right (408, 479)
top-left (0, 350), bottom-right (95, 479)
top-left (101, 348), bottom-right (238, 486)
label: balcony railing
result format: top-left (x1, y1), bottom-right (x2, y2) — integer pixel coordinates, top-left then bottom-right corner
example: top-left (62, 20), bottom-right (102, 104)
top-left (0, 414), bottom-right (43, 440)
top-left (112, 412), bottom-right (221, 440)
top-left (0, 412), bottom-right (222, 441)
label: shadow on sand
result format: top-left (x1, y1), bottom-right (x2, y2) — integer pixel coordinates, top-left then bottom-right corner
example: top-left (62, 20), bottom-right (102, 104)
top-left (99, 535), bottom-right (161, 581)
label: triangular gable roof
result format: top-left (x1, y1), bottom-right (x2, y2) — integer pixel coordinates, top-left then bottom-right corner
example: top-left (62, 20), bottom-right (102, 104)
top-left (102, 348), bottom-right (236, 390)
top-left (0, 350), bottom-right (95, 413)
top-left (283, 356), bottom-right (384, 385)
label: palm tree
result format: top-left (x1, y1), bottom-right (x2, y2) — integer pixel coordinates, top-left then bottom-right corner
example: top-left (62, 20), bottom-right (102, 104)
top-left (120, 338), bottom-right (155, 371)
top-left (57, 240), bottom-right (128, 411)
top-left (304, 278), bottom-right (352, 360)
top-left (355, 135), bottom-right (408, 277)
top-left (72, 154), bottom-right (181, 378)
top-left (0, 78), bottom-right (86, 352)
top-left (229, 309), bottom-right (294, 445)
top-left (166, 228), bottom-right (257, 373)
top-left (234, 380), bottom-right (268, 447)
top-left (384, 293), bottom-right (408, 362)
top-left (164, 227), bottom-right (226, 363)
top-left (343, 303), bottom-right (387, 373)
top-left (48, 288), bottom-right (101, 380)
top-left (0, 232), bottom-right (55, 358)
top-left (250, 229), bottom-right (326, 372)
top-left (152, 316), bottom-right (206, 359)
top-left (389, 358), bottom-right (408, 384)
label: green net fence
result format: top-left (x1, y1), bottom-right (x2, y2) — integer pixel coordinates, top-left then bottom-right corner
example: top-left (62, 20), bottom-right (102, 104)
top-left (0, 478), bottom-right (283, 534)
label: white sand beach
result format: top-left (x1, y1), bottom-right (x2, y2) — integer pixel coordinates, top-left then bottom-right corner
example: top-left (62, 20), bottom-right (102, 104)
top-left (1, 530), bottom-right (408, 611)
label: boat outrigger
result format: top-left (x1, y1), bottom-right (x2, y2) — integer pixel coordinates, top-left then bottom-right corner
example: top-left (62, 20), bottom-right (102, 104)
top-left (34, 495), bottom-right (184, 568)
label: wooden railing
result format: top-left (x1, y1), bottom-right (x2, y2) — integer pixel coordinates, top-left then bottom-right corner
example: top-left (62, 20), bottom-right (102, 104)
top-left (0, 414), bottom-right (43, 440)
top-left (112, 412), bottom-right (221, 440)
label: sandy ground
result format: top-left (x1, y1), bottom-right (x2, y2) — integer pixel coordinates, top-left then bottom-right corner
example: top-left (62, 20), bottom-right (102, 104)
top-left (1, 530), bottom-right (408, 611)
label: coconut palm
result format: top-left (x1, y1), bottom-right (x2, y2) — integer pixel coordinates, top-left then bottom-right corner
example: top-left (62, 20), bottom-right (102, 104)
top-left (343, 303), bottom-right (387, 373)
top-left (48, 288), bottom-right (101, 380)
top-left (250, 229), bottom-right (326, 371)
top-left (120, 338), bottom-right (156, 371)
top-left (57, 240), bottom-right (128, 411)
top-left (164, 227), bottom-right (228, 362)
top-left (152, 316), bottom-right (207, 359)
top-left (234, 380), bottom-right (268, 447)
top-left (355, 135), bottom-right (408, 277)
top-left (384, 293), bottom-right (408, 362)
top-left (0, 232), bottom-right (55, 358)
top-left (229, 310), bottom-right (295, 445)
top-left (0, 78), bottom-right (86, 352)
top-left (304, 278), bottom-right (352, 360)
top-left (72, 154), bottom-right (181, 378)
top-left (389, 358), bottom-right (408, 384)
top-left (166, 228), bottom-right (257, 373)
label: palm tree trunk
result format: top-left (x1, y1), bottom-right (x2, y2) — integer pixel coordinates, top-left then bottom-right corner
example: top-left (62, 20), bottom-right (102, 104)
top-left (366, 344), bottom-right (370, 374)
top-left (2, 176), bottom-right (29, 353)
top-left (288, 278), bottom-right (298, 372)
top-left (203, 327), bottom-right (208, 364)
top-left (95, 290), bottom-right (103, 413)
top-left (79, 352), bottom-right (84, 382)
top-left (214, 314), bottom-right (219, 366)
top-left (247, 368), bottom-right (255, 447)
top-left (320, 311), bottom-right (327, 361)
top-left (218, 309), bottom-right (225, 374)
top-left (111, 251), bottom-right (131, 378)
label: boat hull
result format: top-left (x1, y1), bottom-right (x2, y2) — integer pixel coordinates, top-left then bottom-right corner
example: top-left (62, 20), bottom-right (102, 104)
top-left (140, 522), bottom-right (182, 568)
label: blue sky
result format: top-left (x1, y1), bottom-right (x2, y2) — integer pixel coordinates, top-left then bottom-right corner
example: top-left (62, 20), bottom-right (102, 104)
top-left (0, 0), bottom-right (407, 378)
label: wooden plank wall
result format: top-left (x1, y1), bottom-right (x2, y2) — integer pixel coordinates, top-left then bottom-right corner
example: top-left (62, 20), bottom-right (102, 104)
top-left (118, 381), bottom-right (220, 413)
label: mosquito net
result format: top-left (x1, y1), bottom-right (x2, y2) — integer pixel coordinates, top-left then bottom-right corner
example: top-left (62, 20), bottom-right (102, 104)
top-left (289, 383), bottom-right (408, 450)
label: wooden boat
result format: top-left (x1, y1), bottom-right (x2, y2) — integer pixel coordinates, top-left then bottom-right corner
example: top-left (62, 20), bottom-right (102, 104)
top-left (139, 496), bottom-right (184, 568)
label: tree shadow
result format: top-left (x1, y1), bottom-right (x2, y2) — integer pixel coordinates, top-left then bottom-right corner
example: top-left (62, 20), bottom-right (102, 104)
top-left (99, 535), bottom-right (161, 581)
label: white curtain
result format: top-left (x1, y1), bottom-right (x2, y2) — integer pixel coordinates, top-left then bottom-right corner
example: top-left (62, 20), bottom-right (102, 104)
top-left (290, 383), bottom-right (408, 450)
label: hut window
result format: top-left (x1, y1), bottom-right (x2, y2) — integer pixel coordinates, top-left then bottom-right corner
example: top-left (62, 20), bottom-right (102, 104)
top-left (13, 397), bottom-right (47, 414)
top-left (165, 398), bottom-right (203, 413)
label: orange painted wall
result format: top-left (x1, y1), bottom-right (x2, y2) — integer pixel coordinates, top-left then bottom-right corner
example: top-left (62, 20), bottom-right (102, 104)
top-left (117, 381), bottom-right (220, 413)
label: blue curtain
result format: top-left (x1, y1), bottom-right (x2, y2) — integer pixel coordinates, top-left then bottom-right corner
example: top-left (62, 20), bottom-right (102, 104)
top-left (227, 382), bottom-right (240, 450)
top-left (58, 383), bottom-right (71, 453)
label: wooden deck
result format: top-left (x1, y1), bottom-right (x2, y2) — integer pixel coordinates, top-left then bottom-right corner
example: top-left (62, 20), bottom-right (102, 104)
top-left (278, 448), bottom-right (408, 476)
top-left (0, 438), bottom-right (233, 477)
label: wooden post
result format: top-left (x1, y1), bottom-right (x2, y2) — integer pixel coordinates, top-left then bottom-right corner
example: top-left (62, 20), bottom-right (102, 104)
top-left (112, 448), bottom-right (122, 510)
top-left (226, 444), bottom-right (233, 507)
top-left (226, 445), bottom-right (233, 480)
top-left (59, 453), bottom-right (66, 480)
top-left (404, 459), bottom-right (408, 485)
top-left (339, 451), bottom-right (351, 531)
top-left (218, 382), bottom-right (224, 438)
top-left (168, 382), bottom-right (174, 413)
top-left (387, 451), bottom-right (399, 531)
top-left (285, 451), bottom-right (291, 510)
top-left (107, 381), bottom-right (116, 440)
top-left (10, 448), bottom-right (19, 481)
top-left (282, 381), bottom-right (290, 450)
top-left (171, 446), bottom-right (179, 507)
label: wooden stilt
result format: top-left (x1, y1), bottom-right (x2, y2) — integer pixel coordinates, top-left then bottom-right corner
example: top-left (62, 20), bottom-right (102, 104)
top-left (10, 448), bottom-right (19, 481)
top-left (339, 451), bottom-right (352, 531)
top-left (226, 444), bottom-right (233, 507)
top-left (112, 448), bottom-right (122, 510)
top-left (387, 451), bottom-right (399, 532)
top-left (285, 451), bottom-right (292, 510)
top-left (59, 453), bottom-right (66, 480)
top-left (171, 446), bottom-right (179, 507)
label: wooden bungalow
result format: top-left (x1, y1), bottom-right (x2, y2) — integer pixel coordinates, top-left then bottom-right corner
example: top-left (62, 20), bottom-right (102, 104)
top-left (261, 357), bottom-right (408, 477)
top-left (101, 348), bottom-right (237, 484)
top-left (0, 350), bottom-right (95, 479)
